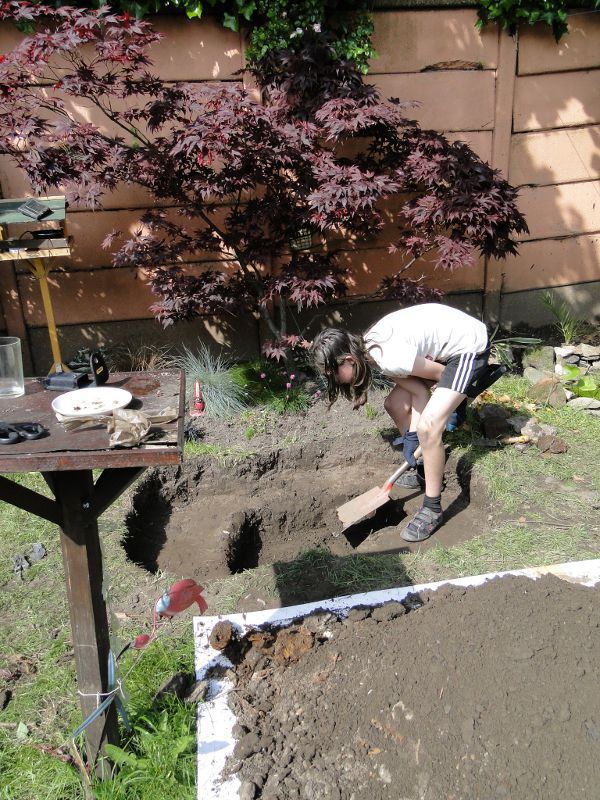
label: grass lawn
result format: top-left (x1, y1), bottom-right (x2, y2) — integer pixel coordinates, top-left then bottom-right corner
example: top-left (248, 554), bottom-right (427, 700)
top-left (0, 375), bottom-right (599, 798)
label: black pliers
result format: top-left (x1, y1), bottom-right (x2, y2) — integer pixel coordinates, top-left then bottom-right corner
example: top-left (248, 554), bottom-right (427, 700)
top-left (0, 422), bottom-right (47, 445)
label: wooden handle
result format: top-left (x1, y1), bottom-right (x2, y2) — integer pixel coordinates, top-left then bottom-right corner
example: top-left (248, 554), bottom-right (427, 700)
top-left (383, 446), bottom-right (423, 492)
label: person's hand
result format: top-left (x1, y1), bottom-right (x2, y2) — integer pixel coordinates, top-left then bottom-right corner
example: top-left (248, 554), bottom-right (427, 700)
top-left (402, 431), bottom-right (419, 467)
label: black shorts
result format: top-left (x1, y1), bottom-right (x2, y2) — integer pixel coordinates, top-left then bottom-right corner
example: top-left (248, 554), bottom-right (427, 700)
top-left (437, 350), bottom-right (490, 396)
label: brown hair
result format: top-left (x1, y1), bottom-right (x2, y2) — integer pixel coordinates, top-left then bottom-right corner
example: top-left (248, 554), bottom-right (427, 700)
top-left (310, 328), bottom-right (372, 409)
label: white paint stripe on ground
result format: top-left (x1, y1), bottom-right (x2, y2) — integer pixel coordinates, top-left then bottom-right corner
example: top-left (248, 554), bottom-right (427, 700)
top-left (195, 559), bottom-right (600, 799)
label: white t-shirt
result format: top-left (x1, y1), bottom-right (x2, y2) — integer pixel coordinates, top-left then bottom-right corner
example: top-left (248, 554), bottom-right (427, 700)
top-left (364, 304), bottom-right (488, 377)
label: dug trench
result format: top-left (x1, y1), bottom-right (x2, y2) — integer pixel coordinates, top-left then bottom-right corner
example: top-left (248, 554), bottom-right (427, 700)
top-left (214, 574), bottom-right (600, 799)
top-left (123, 433), bottom-right (492, 605)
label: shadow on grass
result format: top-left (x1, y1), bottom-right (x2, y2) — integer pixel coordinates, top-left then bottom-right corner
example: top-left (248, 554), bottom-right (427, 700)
top-left (270, 548), bottom-right (414, 607)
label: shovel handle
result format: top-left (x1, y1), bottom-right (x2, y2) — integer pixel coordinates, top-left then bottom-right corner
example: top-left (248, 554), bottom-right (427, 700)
top-left (382, 446), bottom-right (423, 493)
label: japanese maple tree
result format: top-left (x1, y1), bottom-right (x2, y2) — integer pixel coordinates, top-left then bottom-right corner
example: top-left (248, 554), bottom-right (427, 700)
top-left (0, 3), bottom-right (527, 358)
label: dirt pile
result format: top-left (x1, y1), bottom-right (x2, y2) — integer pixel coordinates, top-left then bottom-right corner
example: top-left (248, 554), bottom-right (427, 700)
top-left (222, 575), bottom-right (600, 799)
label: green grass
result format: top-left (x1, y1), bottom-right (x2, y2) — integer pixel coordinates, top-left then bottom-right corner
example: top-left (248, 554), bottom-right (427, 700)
top-left (2, 371), bottom-right (600, 798)
top-left (183, 440), bottom-right (255, 465)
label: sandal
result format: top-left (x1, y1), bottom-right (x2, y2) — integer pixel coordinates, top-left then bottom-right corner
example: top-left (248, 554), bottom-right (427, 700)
top-left (401, 506), bottom-right (444, 542)
top-left (394, 466), bottom-right (425, 490)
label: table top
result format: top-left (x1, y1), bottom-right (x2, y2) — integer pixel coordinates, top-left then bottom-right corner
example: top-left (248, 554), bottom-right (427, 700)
top-left (0, 371), bottom-right (185, 472)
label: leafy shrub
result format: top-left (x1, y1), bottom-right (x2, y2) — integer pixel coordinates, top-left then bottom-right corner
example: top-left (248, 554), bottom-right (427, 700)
top-left (541, 290), bottom-right (589, 344)
top-left (0, 5), bottom-right (527, 363)
top-left (477, 0), bottom-right (597, 42)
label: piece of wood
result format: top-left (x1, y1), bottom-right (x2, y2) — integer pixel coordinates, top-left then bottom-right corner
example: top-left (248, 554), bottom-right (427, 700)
top-left (91, 467), bottom-right (145, 519)
top-left (0, 475), bottom-right (62, 526)
top-left (53, 469), bottom-right (119, 773)
top-left (0, 238), bottom-right (70, 261)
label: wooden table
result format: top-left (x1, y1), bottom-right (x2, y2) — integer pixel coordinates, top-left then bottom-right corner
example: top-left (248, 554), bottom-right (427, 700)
top-left (0, 371), bottom-right (185, 771)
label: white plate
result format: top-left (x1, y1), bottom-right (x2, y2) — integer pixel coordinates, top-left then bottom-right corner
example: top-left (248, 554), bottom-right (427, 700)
top-left (51, 387), bottom-right (132, 418)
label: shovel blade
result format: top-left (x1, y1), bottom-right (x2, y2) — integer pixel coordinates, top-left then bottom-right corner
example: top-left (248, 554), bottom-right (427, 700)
top-left (337, 485), bottom-right (391, 531)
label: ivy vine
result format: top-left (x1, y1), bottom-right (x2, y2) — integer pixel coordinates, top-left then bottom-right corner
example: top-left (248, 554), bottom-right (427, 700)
top-left (477, 0), bottom-right (599, 42)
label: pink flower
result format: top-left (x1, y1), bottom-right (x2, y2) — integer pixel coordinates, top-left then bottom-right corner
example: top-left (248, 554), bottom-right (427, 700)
top-left (260, 372), bottom-right (266, 380)
top-left (290, 373), bottom-right (295, 380)
top-left (286, 382), bottom-right (292, 389)
top-left (312, 390), bottom-right (321, 399)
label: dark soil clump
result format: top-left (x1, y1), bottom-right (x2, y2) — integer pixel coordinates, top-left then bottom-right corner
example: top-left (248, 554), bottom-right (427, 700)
top-left (222, 575), bottom-right (600, 799)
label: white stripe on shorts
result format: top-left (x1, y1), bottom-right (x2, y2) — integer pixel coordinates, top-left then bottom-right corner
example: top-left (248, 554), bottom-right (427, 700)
top-left (452, 352), bottom-right (476, 394)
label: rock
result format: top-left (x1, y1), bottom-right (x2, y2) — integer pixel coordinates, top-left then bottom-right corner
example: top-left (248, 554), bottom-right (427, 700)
top-left (153, 671), bottom-right (191, 703)
top-left (522, 346), bottom-right (555, 372)
top-left (567, 397), bottom-right (600, 411)
top-left (555, 346), bottom-right (575, 359)
top-left (528, 377), bottom-right (567, 408)
top-left (185, 679), bottom-right (209, 704)
top-left (523, 366), bottom-right (551, 385)
top-left (0, 689), bottom-right (11, 711)
top-left (12, 554), bottom-right (30, 574)
top-left (521, 421), bottom-right (556, 443)
top-left (28, 543), bottom-right (47, 563)
top-left (580, 344), bottom-right (600, 360)
top-left (477, 404), bottom-right (512, 439)
top-left (506, 415), bottom-right (530, 434)
top-left (239, 782), bottom-right (258, 800)
top-left (536, 435), bottom-right (568, 454)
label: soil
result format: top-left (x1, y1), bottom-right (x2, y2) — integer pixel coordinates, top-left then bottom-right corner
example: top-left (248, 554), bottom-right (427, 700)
top-left (123, 389), bottom-right (492, 604)
top-left (220, 575), bottom-right (600, 799)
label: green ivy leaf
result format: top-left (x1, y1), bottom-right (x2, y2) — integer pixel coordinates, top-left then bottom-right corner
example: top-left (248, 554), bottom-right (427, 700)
top-left (222, 12), bottom-right (239, 31)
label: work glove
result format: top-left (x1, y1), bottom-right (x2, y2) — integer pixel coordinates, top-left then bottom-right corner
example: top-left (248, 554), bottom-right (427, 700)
top-left (402, 430), bottom-right (419, 468)
top-left (446, 399), bottom-right (468, 432)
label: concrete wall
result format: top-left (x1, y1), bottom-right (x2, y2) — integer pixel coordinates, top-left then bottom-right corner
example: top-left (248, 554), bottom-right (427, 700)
top-left (0, 10), bottom-right (598, 370)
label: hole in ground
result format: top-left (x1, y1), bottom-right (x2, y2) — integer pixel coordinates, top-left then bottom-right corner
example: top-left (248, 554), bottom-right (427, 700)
top-left (227, 512), bottom-right (263, 573)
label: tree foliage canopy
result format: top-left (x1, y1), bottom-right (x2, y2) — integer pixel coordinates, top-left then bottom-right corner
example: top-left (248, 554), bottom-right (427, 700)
top-left (0, 2), bottom-right (528, 356)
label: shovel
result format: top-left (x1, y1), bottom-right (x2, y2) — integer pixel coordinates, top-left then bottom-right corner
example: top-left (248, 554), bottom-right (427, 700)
top-left (337, 447), bottom-right (422, 532)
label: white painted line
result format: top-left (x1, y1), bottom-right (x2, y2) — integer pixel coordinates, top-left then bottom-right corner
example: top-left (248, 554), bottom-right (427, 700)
top-left (194, 558), bottom-right (600, 799)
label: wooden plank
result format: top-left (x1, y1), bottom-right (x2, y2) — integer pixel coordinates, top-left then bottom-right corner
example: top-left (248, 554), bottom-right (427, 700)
top-left (0, 474), bottom-right (62, 526)
top-left (516, 181), bottom-right (600, 241)
top-left (370, 10), bottom-right (498, 73)
top-left (510, 126), bottom-right (600, 186)
top-left (484, 31), bottom-right (518, 324)
top-left (491, 233), bottom-right (600, 292)
top-left (53, 469), bottom-right (119, 772)
top-left (513, 71), bottom-right (600, 132)
top-left (0, 239), bottom-right (70, 261)
top-left (518, 16), bottom-right (600, 75)
top-left (365, 71), bottom-right (495, 132)
top-left (91, 467), bottom-right (145, 519)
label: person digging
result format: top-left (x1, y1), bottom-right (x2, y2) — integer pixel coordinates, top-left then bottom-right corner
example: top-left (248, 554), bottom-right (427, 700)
top-left (310, 302), bottom-right (490, 542)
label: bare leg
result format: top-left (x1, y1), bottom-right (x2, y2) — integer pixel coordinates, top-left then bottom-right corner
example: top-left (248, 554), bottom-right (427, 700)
top-left (384, 377), bottom-right (431, 435)
top-left (416, 387), bottom-right (466, 497)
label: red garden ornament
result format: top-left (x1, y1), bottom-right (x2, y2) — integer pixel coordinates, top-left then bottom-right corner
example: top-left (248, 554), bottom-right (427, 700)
top-left (133, 579), bottom-right (208, 649)
top-left (189, 379), bottom-right (205, 417)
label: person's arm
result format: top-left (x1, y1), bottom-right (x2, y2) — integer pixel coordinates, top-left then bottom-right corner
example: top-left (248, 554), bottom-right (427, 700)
top-left (410, 355), bottom-right (445, 382)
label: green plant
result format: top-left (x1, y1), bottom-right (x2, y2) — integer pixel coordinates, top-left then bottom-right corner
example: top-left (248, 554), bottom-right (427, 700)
top-left (489, 331), bottom-right (542, 369)
top-left (476, 0), bottom-right (591, 42)
top-left (364, 402), bottom-right (378, 420)
top-left (172, 343), bottom-right (248, 418)
top-left (92, 701), bottom-right (196, 799)
top-left (560, 364), bottom-right (600, 400)
top-left (246, 0), bottom-right (375, 74)
top-left (541, 290), bottom-right (588, 344)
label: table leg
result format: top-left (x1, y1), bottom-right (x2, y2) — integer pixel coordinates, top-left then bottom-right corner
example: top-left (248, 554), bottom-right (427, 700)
top-left (51, 469), bottom-right (119, 774)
